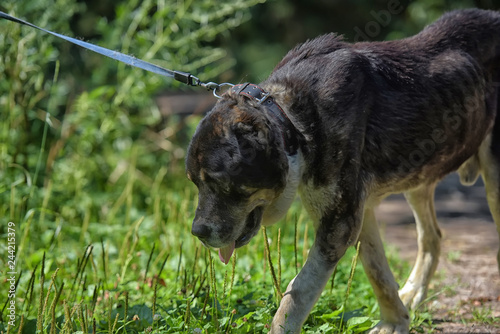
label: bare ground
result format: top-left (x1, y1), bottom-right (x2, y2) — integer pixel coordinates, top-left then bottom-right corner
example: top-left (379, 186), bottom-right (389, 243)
top-left (375, 173), bottom-right (500, 333)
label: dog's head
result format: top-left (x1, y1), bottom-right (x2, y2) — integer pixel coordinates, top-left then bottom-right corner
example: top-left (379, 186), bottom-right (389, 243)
top-left (186, 93), bottom-right (289, 264)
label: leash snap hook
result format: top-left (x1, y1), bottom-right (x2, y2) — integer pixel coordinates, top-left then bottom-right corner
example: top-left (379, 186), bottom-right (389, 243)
top-left (207, 82), bottom-right (234, 99)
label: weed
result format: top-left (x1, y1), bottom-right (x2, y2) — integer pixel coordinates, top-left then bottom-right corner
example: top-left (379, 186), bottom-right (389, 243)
top-left (470, 305), bottom-right (495, 325)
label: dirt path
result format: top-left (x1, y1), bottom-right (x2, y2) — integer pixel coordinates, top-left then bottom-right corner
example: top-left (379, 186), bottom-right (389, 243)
top-left (375, 173), bottom-right (500, 333)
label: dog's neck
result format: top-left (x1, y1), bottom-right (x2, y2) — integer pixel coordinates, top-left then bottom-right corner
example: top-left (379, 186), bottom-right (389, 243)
top-left (262, 151), bottom-right (304, 226)
top-left (231, 83), bottom-right (301, 155)
top-left (230, 83), bottom-right (305, 225)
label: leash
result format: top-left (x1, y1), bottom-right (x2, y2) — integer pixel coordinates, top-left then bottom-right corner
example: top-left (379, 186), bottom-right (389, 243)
top-left (0, 11), bottom-right (233, 97)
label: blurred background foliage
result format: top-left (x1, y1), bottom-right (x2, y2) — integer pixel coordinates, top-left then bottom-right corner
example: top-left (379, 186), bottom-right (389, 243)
top-left (1, 0), bottom-right (499, 267)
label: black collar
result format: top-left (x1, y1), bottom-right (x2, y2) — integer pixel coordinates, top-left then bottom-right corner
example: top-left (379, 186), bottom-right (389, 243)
top-left (231, 83), bottom-right (300, 155)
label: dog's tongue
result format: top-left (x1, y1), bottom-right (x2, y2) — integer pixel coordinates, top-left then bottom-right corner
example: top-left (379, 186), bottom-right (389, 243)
top-left (218, 242), bottom-right (235, 265)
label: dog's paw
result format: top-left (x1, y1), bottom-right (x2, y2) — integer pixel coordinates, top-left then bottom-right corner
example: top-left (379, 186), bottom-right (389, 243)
top-left (366, 321), bottom-right (409, 334)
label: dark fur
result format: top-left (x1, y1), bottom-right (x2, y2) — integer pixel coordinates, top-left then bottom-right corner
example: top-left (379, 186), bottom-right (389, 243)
top-left (186, 9), bottom-right (500, 333)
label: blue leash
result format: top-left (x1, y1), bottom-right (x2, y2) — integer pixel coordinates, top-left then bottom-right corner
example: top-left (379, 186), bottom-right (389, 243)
top-left (0, 11), bottom-right (229, 95)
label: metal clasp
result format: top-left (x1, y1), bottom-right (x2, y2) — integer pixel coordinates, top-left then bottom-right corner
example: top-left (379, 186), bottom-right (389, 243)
top-left (201, 82), bottom-right (234, 98)
top-left (255, 92), bottom-right (270, 104)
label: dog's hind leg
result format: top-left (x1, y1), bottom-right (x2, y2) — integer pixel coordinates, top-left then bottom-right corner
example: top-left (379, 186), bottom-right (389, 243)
top-left (398, 183), bottom-right (441, 310)
top-left (359, 208), bottom-right (410, 334)
top-left (479, 134), bottom-right (500, 274)
top-left (479, 77), bottom-right (500, 274)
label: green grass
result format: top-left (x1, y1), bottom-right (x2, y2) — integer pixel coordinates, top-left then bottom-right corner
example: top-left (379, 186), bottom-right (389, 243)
top-left (1, 144), bottom-right (417, 333)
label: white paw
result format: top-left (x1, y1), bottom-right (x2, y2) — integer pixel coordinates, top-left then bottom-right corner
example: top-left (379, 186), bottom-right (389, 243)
top-left (367, 321), bottom-right (410, 334)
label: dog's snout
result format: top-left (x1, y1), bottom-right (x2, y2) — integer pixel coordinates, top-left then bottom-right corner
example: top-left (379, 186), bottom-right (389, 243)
top-left (191, 222), bottom-right (212, 239)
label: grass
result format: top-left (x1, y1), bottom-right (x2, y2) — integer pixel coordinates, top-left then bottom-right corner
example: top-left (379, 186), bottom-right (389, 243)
top-left (0, 141), bottom-right (417, 333)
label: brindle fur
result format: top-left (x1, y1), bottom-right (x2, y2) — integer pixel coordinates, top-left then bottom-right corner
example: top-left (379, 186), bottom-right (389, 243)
top-left (186, 9), bottom-right (500, 334)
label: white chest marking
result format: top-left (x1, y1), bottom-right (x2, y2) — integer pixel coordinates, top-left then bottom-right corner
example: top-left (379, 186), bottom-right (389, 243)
top-left (262, 152), bottom-right (304, 225)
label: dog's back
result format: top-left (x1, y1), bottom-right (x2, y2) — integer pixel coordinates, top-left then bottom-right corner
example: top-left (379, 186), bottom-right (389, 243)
top-left (415, 9), bottom-right (500, 65)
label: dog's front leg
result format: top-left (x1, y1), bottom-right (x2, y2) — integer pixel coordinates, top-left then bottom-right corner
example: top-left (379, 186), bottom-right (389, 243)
top-left (271, 208), bottom-right (361, 333)
top-left (271, 242), bottom-right (335, 333)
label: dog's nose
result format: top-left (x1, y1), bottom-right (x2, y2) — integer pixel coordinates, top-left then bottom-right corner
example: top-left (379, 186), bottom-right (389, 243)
top-left (191, 223), bottom-right (212, 239)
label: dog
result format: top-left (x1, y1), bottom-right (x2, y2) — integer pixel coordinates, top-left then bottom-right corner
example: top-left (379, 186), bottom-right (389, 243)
top-left (186, 9), bottom-right (500, 333)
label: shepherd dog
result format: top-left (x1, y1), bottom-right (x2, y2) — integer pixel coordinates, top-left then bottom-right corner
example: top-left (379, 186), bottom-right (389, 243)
top-left (186, 9), bottom-right (500, 333)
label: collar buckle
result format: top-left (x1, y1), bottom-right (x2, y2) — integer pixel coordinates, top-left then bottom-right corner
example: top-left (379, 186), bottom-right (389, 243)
top-left (255, 92), bottom-right (270, 104)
